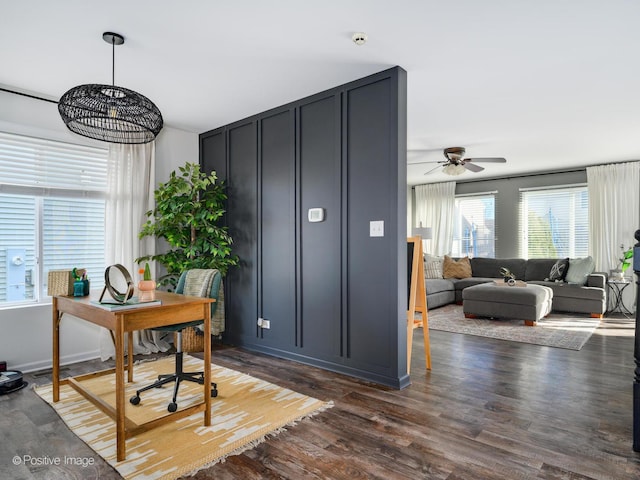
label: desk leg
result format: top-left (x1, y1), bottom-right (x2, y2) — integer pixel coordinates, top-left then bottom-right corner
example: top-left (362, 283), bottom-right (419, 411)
top-left (203, 304), bottom-right (211, 426)
top-left (114, 315), bottom-right (126, 462)
top-left (52, 297), bottom-right (60, 403)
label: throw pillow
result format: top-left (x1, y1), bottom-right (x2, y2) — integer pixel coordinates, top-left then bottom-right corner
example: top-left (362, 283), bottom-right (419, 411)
top-left (443, 255), bottom-right (472, 279)
top-left (547, 258), bottom-right (569, 282)
top-left (424, 254), bottom-right (443, 279)
top-left (565, 256), bottom-right (595, 285)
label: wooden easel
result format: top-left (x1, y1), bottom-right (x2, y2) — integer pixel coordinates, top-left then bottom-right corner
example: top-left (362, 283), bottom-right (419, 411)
top-left (407, 236), bottom-right (432, 372)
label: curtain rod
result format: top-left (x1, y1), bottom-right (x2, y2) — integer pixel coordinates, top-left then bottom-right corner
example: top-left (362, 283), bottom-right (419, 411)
top-left (0, 87), bottom-right (58, 105)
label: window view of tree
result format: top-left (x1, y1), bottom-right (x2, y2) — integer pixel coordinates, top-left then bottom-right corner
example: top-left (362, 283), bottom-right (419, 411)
top-left (527, 211), bottom-right (557, 257)
top-left (452, 194), bottom-right (496, 258)
top-left (520, 186), bottom-right (588, 259)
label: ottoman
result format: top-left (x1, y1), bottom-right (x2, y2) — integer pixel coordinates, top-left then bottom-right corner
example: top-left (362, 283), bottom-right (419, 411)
top-left (462, 282), bottom-right (553, 326)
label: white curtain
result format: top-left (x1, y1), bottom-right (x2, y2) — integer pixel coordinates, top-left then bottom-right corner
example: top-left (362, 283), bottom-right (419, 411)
top-left (587, 161), bottom-right (640, 312)
top-left (99, 142), bottom-right (171, 360)
top-left (414, 182), bottom-right (456, 256)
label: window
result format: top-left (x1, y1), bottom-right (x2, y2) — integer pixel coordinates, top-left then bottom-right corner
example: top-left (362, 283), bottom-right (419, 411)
top-left (0, 132), bottom-right (107, 306)
top-left (452, 192), bottom-right (496, 258)
top-left (520, 185), bottom-right (588, 259)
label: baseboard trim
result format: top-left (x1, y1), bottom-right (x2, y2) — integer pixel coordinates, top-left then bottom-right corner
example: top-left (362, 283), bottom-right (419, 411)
top-left (14, 350), bottom-right (101, 374)
top-left (233, 343), bottom-right (411, 390)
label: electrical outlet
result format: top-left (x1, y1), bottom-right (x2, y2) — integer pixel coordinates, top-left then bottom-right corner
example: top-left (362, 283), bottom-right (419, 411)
top-left (261, 319), bottom-right (270, 329)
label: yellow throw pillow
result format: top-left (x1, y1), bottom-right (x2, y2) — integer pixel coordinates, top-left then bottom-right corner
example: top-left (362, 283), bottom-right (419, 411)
top-left (443, 255), bottom-right (472, 279)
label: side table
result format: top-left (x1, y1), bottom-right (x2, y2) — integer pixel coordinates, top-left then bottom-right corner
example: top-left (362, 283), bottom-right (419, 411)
top-left (606, 279), bottom-right (633, 317)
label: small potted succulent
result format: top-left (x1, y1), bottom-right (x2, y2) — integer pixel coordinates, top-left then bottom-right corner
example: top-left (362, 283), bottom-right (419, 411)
top-left (137, 262), bottom-right (156, 302)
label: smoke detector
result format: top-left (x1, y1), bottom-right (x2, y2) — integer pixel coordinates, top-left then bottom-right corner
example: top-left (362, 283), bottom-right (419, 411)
top-left (352, 32), bottom-right (368, 46)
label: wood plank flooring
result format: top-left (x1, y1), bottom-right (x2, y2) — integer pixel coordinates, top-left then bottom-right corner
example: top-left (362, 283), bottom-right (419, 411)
top-left (1, 315), bottom-right (639, 479)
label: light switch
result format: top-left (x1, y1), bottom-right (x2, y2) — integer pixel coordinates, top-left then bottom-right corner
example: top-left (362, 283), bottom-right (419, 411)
top-left (370, 220), bottom-right (384, 237)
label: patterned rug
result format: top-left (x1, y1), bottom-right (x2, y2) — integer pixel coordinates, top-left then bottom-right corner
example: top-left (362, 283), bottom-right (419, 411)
top-left (35, 355), bottom-right (332, 480)
top-left (427, 304), bottom-right (600, 350)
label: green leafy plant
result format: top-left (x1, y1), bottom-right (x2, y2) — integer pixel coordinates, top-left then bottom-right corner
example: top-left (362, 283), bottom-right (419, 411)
top-left (137, 162), bottom-right (238, 288)
top-left (619, 244), bottom-right (633, 272)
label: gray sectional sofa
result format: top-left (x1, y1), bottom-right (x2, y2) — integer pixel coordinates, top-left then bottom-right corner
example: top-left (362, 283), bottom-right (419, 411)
top-left (425, 257), bottom-right (607, 317)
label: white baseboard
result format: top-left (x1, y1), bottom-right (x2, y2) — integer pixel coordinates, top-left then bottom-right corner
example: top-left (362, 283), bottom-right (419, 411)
top-left (14, 350), bottom-right (101, 374)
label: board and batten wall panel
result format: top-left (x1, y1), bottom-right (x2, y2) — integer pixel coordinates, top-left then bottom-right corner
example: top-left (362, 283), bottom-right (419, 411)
top-left (200, 130), bottom-right (226, 185)
top-left (225, 122), bottom-right (258, 342)
top-left (345, 79), bottom-right (395, 372)
top-left (200, 67), bottom-right (408, 388)
top-left (259, 109), bottom-right (296, 350)
top-left (298, 95), bottom-right (343, 361)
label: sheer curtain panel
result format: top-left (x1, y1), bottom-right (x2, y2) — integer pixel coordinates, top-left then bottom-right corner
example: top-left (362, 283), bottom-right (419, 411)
top-left (414, 182), bottom-right (456, 256)
top-left (587, 161), bottom-right (640, 312)
top-left (100, 142), bottom-right (170, 360)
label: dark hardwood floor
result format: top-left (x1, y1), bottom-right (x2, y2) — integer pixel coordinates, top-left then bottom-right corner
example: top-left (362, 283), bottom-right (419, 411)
top-left (1, 315), bottom-right (639, 479)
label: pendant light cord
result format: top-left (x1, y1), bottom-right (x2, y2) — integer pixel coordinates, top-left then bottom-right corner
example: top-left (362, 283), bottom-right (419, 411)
top-left (111, 35), bottom-right (115, 86)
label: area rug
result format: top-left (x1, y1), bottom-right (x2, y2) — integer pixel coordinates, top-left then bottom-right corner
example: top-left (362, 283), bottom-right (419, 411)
top-left (427, 304), bottom-right (600, 350)
top-left (35, 355), bottom-right (332, 480)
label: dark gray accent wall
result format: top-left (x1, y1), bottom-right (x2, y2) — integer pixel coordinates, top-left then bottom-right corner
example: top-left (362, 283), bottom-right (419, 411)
top-left (200, 67), bottom-right (409, 388)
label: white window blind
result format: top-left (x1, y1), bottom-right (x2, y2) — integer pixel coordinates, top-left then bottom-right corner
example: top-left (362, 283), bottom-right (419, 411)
top-left (452, 193), bottom-right (496, 258)
top-left (520, 185), bottom-right (589, 259)
top-left (0, 131), bottom-right (108, 306)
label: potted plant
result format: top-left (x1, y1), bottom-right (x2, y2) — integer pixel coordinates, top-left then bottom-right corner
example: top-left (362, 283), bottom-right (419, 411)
top-left (136, 162), bottom-right (238, 289)
top-left (137, 262), bottom-right (156, 301)
top-left (610, 244), bottom-right (634, 281)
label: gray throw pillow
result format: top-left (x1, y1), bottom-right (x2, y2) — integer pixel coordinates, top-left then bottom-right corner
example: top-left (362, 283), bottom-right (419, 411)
top-left (424, 254), bottom-right (443, 279)
top-left (565, 256), bottom-right (595, 285)
top-left (547, 258), bottom-right (569, 282)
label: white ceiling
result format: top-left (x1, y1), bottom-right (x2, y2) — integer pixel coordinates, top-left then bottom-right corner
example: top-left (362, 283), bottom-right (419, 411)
top-left (2, 1), bottom-right (639, 185)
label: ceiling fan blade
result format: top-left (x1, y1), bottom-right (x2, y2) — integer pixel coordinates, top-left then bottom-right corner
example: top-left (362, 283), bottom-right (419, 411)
top-left (465, 157), bottom-right (507, 163)
top-left (463, 162), bottom-right (484, 173)
top-left (408, 160), bottom-right (445, 165)
top-left (424, 164), bottom-right (444, 175)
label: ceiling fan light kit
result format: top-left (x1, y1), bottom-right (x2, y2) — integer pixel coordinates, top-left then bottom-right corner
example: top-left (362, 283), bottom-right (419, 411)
top-left (58, 32), bottom-right (163, 144)
top-left (442, 163), bottom-right (467, 176)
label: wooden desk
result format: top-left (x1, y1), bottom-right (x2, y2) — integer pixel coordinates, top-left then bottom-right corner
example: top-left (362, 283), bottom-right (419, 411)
top-left (52, 291), bottom-right (215, 461)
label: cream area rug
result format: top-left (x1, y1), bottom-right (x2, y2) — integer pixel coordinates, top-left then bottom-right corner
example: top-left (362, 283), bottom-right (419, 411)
top-left (427, 304), bottom-right (600, 350)
top-left (35, 355), bottom-right (332, 480)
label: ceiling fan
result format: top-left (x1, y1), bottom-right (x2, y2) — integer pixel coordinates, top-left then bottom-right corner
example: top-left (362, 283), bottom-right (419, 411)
top-left (409, 147), bottom-right (507, 176)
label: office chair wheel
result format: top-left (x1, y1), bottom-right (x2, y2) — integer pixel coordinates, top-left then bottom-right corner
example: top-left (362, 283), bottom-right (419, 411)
top-left (211, 388), bottom-right (218, 398)
top-left (168, 402), bottom-right (178, 413)
top-left (129, 395), bottom-right (141, 405)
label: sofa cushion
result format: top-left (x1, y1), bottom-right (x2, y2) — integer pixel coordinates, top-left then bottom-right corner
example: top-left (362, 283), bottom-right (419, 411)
top-left (565, 256), bottom-right (595, 285)
top-left (443, 255), bottom-right (472, 279)
top-left (424, 254), bottom-right (443, 279)
top-left (548, 258), bottom-right (569, 282)
top-left (453, 277), bottom-right (495, 291)
top-left (426, 290), bottom-right (456, 309)
top-left (529, 280), bottom-right (604, 302)
top-left (471, 258), bottom-right (526, 280)
top-left (425, 278), bottom-right (455, 295)
top-left (524, 258), bottom-right (558, 281)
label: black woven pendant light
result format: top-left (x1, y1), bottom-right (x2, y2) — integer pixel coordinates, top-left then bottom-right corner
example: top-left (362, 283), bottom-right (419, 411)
top-left (58, 32), bottom-right (163, 144)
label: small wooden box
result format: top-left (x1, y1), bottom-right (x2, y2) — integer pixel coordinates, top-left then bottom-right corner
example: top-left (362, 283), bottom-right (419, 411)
top-left (47, 270), bottom-right (75, 296)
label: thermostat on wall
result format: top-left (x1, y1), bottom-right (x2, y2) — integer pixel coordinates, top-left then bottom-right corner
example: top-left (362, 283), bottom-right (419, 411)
top-left (308, 208), bottom-right (325, 223)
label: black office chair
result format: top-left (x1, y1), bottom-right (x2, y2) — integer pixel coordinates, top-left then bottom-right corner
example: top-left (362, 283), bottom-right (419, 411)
top-left (129, 269), bottom-right (221, 412)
